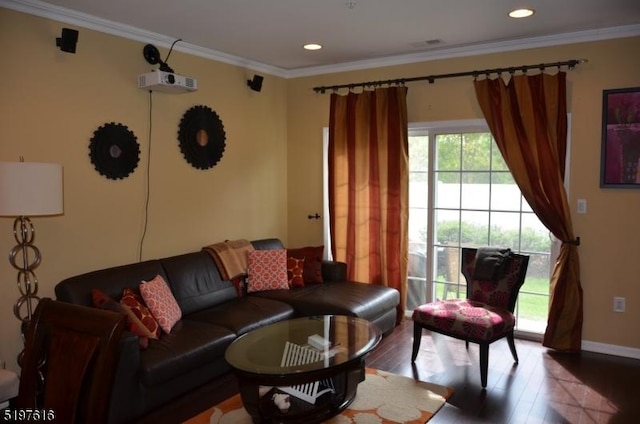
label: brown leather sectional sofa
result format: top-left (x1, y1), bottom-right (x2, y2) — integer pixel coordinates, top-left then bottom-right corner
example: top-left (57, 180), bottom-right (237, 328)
top-left (54, 238), bottom-right (400, 424)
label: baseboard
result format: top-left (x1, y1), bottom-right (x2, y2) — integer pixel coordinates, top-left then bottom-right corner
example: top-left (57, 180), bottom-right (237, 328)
top-left (582, 340), bottom-right (640, 360)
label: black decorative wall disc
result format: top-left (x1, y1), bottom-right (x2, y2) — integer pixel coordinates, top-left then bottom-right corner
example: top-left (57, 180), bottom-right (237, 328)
top-left (178, 105), bottom-right (226, 170)
top-left (89, 122), bottom-right (140, 180)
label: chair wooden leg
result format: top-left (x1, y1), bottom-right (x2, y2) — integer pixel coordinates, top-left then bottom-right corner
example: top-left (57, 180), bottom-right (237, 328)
top-left (465, 340), bottom-right (469, 350)
top-left (507, 331), bottom-right (519, 363)
top-left (411, 322), bottom-right (422, 362)
top-left (479, 343), bottom-right (489, 388)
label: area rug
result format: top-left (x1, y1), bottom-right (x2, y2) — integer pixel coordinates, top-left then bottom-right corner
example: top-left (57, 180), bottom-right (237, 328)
top-left (183, 368), bottom-right (453, 424)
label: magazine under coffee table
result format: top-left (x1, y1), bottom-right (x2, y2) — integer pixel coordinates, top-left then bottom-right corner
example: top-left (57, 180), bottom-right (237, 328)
top-left (224, 315), bottom-right (382, 424)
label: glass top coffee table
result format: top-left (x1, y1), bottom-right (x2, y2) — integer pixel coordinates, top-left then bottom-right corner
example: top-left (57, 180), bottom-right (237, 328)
top-left (225, 315), bottom-right (382, 424)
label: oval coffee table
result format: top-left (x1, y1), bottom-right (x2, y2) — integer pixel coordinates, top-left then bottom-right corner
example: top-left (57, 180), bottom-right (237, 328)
top-left (225, 315), bottom-right (381, 424)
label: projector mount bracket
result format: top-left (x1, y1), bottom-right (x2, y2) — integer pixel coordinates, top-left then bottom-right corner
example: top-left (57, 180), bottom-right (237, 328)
top-left (143, 43), bottom-right (175, 73)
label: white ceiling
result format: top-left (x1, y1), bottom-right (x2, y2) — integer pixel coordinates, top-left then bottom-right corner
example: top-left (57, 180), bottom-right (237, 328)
top-left (4, 0), bottom-right (640, 77)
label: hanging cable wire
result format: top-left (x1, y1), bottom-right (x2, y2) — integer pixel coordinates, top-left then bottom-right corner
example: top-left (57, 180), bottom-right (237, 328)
top-left (138, 90), bottom-right (153, 262)
top-left (164, 38), bottom-right (182, 64)
top-left (312, 59), bottom-right (588, 94)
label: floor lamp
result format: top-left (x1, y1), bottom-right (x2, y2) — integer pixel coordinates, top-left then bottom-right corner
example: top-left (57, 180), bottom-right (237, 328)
top-left (0, 160), bottom-right (63, 364)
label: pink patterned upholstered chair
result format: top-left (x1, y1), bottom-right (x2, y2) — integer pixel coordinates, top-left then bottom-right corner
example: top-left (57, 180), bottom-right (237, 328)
top-left (411, 247), bottom-right (529, 388)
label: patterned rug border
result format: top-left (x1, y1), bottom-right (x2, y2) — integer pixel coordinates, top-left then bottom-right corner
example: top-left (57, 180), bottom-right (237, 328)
top-left (184, 368), bottom-right (453, 424)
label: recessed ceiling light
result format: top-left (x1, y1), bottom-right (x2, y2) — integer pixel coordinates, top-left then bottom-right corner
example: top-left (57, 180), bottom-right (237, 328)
top-left (303, 43), bottom-right (323, 51)
top-left (509, 8), bottom-right (535, 18)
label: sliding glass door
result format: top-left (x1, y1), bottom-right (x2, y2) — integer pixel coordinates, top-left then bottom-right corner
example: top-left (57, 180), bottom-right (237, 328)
top-left (408, 123), bottom-right (553, 335)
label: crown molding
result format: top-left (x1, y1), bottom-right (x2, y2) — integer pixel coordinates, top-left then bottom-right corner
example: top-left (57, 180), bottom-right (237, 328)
top-left (0, 0), bottom-right (286, 77)
top-left (3, 0), bottom-right (640, 79)
top-left (287, 24), bottom-right (640, 78)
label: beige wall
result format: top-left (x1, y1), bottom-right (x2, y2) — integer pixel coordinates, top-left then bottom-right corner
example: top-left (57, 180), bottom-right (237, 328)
top-left (0, 9), bottom-right (288, 370)
top-left (1, 7), bottom-right (639, 371)
top-left (287, 37), bottom-right (640, 352)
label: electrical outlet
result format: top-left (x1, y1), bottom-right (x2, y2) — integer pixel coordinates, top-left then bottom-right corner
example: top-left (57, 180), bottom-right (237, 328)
top-left (613, 296), bottom-right (626, 313)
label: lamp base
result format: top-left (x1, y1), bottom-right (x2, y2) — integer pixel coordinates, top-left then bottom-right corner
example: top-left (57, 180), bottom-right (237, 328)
top-left (8, 216), bottom-right (42, 367)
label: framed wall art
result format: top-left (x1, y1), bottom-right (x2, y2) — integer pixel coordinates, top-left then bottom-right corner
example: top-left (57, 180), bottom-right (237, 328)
top-left (600, 86), bottom-right (640, 188)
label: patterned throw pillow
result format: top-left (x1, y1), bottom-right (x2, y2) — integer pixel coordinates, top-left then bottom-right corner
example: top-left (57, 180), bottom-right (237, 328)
top-left (140, 275), bottom-right (182, 334)
top-left (287, 257), bottom-right (305, 288)
top-left (92, 288), bottom-right (149, 349)
top-left (287, 246), bottom-right (324, 284)
top-left (120, 287), bottom-right (161, 339)
top-left (247, 249), bottom-right (289, 293)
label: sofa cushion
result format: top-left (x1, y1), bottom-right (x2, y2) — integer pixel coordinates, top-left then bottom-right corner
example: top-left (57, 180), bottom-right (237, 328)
top-left (92, 288), bottom-right (149, 349)
top-left (287, 257), bottom-right (305, 288)
top-left (160, 252), bottom-right (238, 316)
top-left (250, 281), bottom-right (400, 323)
top-left (287, 246), bottom-right (324, 284)
top-left (251, 238), bottom-right (285, 251)
top-left (140, 275), bottom-right (182, 334)
top-left (121, 288), bottom-right (161, 339)
top-left (187, 296), bottom-right (295, 336)
top-left (140, 320), bottom-right (236, 386)
top-left (55, 260), bottom-right (167, 307)
top-left (247, 249), bottom-right (289, 293)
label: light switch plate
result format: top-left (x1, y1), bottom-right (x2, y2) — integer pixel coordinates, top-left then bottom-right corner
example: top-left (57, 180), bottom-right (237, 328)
top-left (577, 199), bottom-right (587, 214)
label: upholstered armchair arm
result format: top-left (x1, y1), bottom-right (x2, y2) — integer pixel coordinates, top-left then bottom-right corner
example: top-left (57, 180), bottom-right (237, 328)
top-left (108, 331), bottom-right (144, 424)
top-left (321, 260), bottom-right (347, 282)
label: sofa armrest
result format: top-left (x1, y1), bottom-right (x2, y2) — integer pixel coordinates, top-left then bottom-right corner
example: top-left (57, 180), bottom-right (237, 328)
top-left (322, 260), bottom-right (347, 282)
top-left (108, 331), bottom-right (144, 424)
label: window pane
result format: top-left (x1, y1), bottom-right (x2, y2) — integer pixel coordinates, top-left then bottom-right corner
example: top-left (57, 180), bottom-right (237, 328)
top-left (461, 176), bottom-right (490, 209)
top-left (409, 181), bottom-right (428, 208)
top-left (409, 135), bottom-right (429, 172)
top-left (491, 176), bottom-right (521, 211)
top-left (521, 214), bottom-right (550, 253)
top-left (435, 177), bottom-right (460, 209)
top-left (434, 209), bottom-right (460, 244)
top-left (435, 134), bottom-right (460, 171)
top-left (409, 170), bottom-right (428, 184)
top-left (462, 133), bottom-right (491, 171)
top-left (521, 252), bottom-right (551, 293)
top-left (460, 210), bottom-right (489, 245)
top-left (491, 144), bottom-right (509, 171)
top-left (516, 292), bottom-right (548, 333)
top-left (490, 211), bottom-right (522, 248)
top-left (409, 207), bottom-right (428, 244)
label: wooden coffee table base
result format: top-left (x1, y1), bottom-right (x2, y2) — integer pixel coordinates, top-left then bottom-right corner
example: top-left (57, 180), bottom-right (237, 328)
top-left (236, 360), bottom-right (365, 424)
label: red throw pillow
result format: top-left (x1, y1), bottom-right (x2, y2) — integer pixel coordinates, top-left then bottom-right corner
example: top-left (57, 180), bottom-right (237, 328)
top-left (120, 287), bottom-right (161, 339)
top-left (247, 249), bottom-right (289, 293)
top-left (287, 246), bottom-right (324, 284)
top-left (140, 275), bottom-right (182, 334)
top-left (287, 257), bottom-right (305, 288)
top-left (92, 288), bottom-right (149, 349)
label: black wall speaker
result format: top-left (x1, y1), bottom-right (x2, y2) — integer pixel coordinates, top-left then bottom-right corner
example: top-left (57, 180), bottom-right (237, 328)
top-left (56, 28), bottom-right (79, 53)
top-left (247, 74), bottom-right (264, 92)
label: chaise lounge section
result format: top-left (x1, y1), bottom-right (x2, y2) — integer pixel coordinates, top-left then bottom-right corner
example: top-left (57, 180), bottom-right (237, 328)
top-left (54, 238), bottom-right (399, 424)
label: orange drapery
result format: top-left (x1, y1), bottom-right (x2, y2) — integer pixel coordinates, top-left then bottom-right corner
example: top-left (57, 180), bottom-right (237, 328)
top-left (474, 73), bottom-right (583, 352)
top-left (328, 87), bottom-right (409, 323)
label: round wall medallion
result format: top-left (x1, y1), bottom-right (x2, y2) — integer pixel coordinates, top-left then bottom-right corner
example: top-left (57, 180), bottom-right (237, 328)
top-left (89, 122), bottom-right (140, 180)
top-left (178, 105), bottom-right (226, 169)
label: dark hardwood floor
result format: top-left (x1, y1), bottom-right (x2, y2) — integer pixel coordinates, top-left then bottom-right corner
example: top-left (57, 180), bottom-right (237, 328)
top-left (140, 318), bottom-right (640, 423)
top-left (367, 319), bottom-right (640, 424)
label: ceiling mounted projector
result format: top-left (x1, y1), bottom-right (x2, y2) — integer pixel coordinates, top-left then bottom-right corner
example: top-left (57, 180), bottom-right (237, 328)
top-left (138, 70), bottom-right (197, 94)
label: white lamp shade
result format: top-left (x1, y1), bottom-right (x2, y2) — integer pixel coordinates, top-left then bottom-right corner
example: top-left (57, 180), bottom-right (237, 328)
top-left (0, 161), bottom-right (64, 216)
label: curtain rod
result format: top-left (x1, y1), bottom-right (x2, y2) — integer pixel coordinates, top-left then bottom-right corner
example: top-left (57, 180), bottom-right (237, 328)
top-left (312, 58), bottom-right (588, 94)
